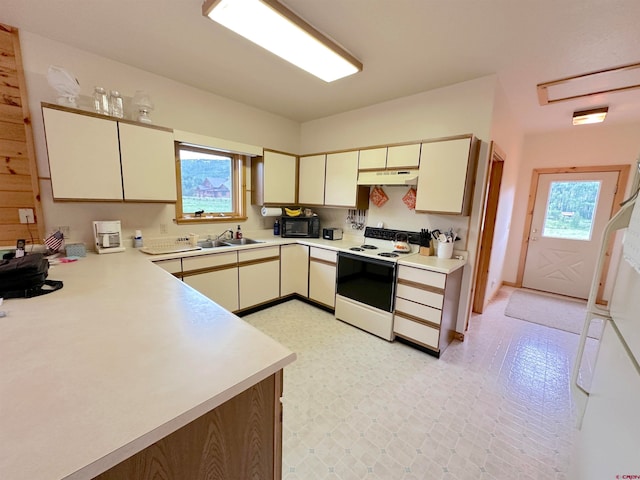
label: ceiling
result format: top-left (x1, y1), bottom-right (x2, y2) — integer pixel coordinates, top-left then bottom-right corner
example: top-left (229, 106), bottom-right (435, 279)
top-left (3, 0), bottom-right (640, 133)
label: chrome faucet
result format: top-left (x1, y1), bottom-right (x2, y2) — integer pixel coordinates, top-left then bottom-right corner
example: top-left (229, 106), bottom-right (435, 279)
top-left (216, 229), bottom-right (234, 241)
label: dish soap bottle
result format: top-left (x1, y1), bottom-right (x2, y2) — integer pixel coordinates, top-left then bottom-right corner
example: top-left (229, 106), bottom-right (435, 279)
top-left (235, 224), bottom-right (243, 239)
top-left (273, 219), bottom-right (280, 236)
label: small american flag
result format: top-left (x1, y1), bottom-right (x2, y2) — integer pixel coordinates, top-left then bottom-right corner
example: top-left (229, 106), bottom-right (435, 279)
top-left (45, 230), bottom-right (64, 252)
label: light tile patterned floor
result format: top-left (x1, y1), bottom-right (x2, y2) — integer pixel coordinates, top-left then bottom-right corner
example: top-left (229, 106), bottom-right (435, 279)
top-left (244, 287), bottom-right (595, 479)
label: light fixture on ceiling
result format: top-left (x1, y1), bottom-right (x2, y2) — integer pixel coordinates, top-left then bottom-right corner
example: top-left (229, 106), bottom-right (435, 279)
top-left (572, 107), bottom-right (608, 126)
top-left (202, 0), bottom-right (362, 82)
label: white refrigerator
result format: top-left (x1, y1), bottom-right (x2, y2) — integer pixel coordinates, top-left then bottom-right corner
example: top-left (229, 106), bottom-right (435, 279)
top-left (570, 169), bottom-right (640, 478)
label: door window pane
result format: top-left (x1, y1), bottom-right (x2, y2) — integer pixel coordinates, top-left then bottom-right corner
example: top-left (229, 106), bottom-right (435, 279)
top-left (542, 180), bottom-right (601, 240)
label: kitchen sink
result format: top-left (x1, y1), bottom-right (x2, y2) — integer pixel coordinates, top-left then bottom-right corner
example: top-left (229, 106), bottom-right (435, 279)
top-left (197, 239), bottom-right (232, 249)
top-left (221, 238), bottom-right (264, 246)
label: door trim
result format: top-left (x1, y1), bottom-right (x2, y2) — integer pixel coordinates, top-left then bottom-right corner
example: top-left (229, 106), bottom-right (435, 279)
top-left (471, 141), bottom-right (505, 314)
top-left (516, 164), bottom-right (630, 302)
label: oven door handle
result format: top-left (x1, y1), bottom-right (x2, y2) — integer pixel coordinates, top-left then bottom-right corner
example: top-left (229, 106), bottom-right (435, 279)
top-left (338, 251), bottom-right (397, 269)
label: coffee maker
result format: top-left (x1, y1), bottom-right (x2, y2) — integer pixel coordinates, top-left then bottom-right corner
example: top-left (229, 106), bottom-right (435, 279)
top-left (93, 220), bottom-right (125, 254)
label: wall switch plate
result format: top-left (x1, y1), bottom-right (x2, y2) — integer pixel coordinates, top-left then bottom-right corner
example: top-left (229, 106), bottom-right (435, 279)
top-left (18, 208), bottom-right (34, 224)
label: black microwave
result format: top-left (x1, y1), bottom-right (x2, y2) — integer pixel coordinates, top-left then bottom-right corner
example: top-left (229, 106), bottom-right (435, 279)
top-left (281, 216), bottom-right (320, 238)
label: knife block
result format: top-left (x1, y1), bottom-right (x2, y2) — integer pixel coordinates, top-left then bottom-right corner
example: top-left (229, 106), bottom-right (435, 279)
top-left (419, 241), bottom-right (434, 256)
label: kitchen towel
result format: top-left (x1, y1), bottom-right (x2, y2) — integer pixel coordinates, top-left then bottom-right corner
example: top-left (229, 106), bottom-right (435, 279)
top-left (261, 207), bottom-right (282, 217)
top-left (623, 197), bottom-right (640, 274)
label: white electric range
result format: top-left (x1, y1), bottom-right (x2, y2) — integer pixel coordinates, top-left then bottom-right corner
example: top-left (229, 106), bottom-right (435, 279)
top-left (334, 227), bottom-right (422, 340)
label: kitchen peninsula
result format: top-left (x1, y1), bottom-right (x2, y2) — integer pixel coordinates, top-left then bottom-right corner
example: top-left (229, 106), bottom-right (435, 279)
top-left (0, 249), bottom-right (296, 480)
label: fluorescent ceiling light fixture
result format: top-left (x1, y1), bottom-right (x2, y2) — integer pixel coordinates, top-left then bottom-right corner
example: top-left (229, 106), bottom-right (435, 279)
top-left (202, 0), bottom-right (362, 82)
top-left (572, 107), bottom-right (608, 125)
top-left (537, 62), bottom-right (640, 105)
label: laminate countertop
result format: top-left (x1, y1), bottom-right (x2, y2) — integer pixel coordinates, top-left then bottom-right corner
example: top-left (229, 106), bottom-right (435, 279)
top-left (0, 249), bottom-right (296, 480)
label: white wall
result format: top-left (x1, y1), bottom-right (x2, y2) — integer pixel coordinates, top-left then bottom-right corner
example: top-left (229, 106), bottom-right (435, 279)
top-left (300, 76), bottom-right (499, 332)
top-left (504, 122), bottom-right (640, 296)
top-left (482, 80), bottom-right (524, 305)
top-left (18, 31), bottom-right (301, 245)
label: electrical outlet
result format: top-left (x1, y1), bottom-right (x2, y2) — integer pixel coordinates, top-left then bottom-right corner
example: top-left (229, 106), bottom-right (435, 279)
top-left (58, 226), bottom-right (70, 238)
top-left (160, 223), bottom-right (168, 234)
top-left (18, 208), bottom-right (34, 224)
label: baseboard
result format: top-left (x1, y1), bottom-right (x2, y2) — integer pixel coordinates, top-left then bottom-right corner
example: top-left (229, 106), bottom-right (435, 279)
top-left (235, 294), bottom-right (335, 317)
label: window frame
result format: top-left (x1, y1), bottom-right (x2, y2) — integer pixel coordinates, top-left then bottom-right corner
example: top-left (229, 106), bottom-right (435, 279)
top-left (174, 143), bottom-right (247, 224)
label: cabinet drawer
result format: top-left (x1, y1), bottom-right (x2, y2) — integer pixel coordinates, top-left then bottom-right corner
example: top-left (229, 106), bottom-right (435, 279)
top-left (395, 297), bottom-right (442, 326)
top-left (393, 314), bottom-right (439, 350)
top-left (398, 265), bottom-right (445, 289)
top-left (238, 246), bottom-right (280, 263)
top-left (153, 258), bottom-right (182, 274)
top-left (310, 247), bottom-right (337, 264)
top-left (396, 283), bottom-right (444, 310)
top-left (182, 251), bottom-right (238, 272)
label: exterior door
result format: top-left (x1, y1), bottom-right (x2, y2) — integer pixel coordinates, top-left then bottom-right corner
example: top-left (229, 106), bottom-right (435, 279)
top-left (522, 171), bottom-right (618, 298)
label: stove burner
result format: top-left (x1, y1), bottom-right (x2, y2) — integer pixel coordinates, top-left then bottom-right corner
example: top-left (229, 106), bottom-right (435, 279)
top-left (378, 252), bottom-right (399, 258)
top-left (350, 247), bottom-right (364, 252)
top-left (361, 244), bottom-right (378, 250)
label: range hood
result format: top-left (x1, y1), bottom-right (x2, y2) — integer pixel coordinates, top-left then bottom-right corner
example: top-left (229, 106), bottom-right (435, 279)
top-left (357, 169), bottom-right (419, 186)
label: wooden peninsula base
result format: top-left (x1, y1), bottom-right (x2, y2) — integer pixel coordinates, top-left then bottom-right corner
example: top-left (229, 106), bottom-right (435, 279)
top-left (93, 371), bottom-right (283, 480)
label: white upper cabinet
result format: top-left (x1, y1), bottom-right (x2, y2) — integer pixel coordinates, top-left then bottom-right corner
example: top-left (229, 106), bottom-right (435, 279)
top-left (43, 107), bottom-right (123, 200)
top-left (415, 136), bottom-right (477, 215)
top-left (119, 123), bottom-right (176, 202)
top-left (386, 143), bottom-right (421, 168)
top-left (324, 151), bottom-right (360, 207)
top-left (253, 150), bottom-right (297, 205)
top-left (358, 147), bottom-right (387, 169)
top-left (298, 154), bottom-right (326, 205)
top-left (42, 104), bottom-right (176, 202)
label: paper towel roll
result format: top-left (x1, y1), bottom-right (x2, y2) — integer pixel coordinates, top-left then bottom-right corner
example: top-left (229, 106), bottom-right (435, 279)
top-left (261, 207), bottom-right (282, 217)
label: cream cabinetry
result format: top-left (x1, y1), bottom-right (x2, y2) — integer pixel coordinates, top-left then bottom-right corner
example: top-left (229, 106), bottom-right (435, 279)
top-left (393, 264), bottom-right (462, 357)
top-left (153, 258), bottom-right (182, 277)
top-left (358, 147), bottom-right (387, 169)
top-left (415, 136), bottom-right (477, 215)
top-left (386, 143), bottom-right (421, 168)
top-left (42, 104), bottom-right (176, 202)
top-left (182, 251), bottom-right (239, 312)
top-left (43, 106), bottom-right (123, 200)
top-left (358, 144), bottom-right (420, 170)
top-left (280, 243), bottom-right (309, 297)
top-left (119, 123), bottom-right (177, 201)
top-left (309, 247), bottom-right (337, 308)
top-left (298, 154), bottom-right (326, 206)
top-left (238, 246), bottom-right (281, 310)
top-left (324, 151), bottom-right (361, 208)
top-left (252, 150), bottom-right (297, 206)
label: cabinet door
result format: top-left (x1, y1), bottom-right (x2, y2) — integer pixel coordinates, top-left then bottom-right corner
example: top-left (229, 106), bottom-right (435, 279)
top-left (309, 247), bottom-right (337, 308)
top-left (415, 137), bottom-right (474, 215)
top-left (298, 155), bottom-right (325, 205)
top-left (280, 244), bottom-right (309, 297)
top-left (263, 151), bottom-right (297, 204)
top-left (183, 251), bottom-right (239, 312)
top-left (238, 246), bottom-right (280, 309)
top-left (386, 143), bottom-right (421, 168)
top-left (358, 148), bottom-right (386, 169)
top-left (43, 107), bottom-right (123, 200)
top-left (324, 151), bottom-right (359, 207)
top-left (184, 267), bottom-right (239, 312)
top-left (119, 123), bottom-right (177, 202)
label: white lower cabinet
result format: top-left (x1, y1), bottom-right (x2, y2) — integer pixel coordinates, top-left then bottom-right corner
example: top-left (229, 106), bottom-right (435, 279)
top-left (309, 247), bottom-right (337, 308)
top-left (393, 264), bottom-right (462, 356)
top-left (280, 244), bottom-right (309, 297)
top-left (182, 251), bottom-right (239, 313)
top-left (238, 246), bottom-right (281, 310)
top-left (152, 258), bottom-right (182, 277)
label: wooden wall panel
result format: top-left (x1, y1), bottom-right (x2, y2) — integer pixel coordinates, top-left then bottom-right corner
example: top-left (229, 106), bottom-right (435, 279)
top-left (0, 23), bottom-right (43, 246)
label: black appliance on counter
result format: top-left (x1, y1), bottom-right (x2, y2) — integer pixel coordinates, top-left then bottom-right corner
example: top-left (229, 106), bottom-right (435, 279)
top-left (281, 215), bottom-right (320, 238)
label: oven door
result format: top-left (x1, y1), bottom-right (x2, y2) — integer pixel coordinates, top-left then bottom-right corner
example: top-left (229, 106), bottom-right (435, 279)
top-left (336, 252), bottom-right (396, 312)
